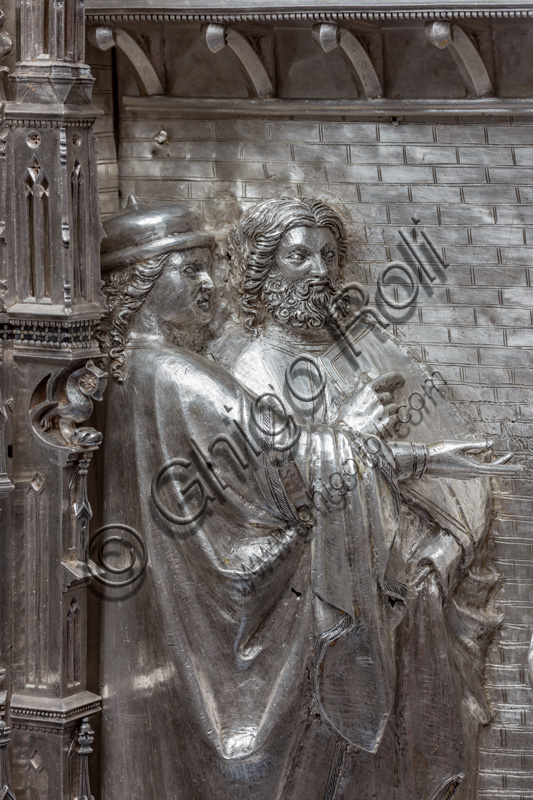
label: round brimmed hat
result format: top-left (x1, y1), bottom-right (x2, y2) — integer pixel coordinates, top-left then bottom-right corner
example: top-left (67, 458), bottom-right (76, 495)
top-left (101, 196), bottom-right (215, 272)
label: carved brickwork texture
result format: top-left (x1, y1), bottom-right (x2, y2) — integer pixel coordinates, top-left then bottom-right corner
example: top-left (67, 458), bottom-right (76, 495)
top-left (101, 111), bottom-right (533, 799)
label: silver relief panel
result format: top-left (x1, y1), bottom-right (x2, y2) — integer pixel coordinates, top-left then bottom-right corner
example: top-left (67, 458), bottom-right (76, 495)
top-left (1, 4), bottom-right (532, 800)
top-left (94, 194), bottom-right (522, 800)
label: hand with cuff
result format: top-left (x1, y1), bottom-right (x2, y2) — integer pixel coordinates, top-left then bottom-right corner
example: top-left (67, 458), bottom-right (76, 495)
top-left (388, 439), bottom-right (522, 482)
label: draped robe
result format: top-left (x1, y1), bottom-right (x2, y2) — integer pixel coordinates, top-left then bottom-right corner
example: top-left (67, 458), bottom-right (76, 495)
top-left (210, 318), bottom-right (493, 800)
top-left (100, 341), bottom-right (411, 800)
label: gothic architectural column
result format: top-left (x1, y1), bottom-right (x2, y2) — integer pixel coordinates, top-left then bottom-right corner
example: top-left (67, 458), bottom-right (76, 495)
top-left (1, 2), bottom-right (104, 797)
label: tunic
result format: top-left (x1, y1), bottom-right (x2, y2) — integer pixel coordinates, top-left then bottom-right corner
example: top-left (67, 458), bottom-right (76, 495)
top-left (100, 341), bottom-right (409, 800)
top-left (210, 318), bottom-right (493, 800)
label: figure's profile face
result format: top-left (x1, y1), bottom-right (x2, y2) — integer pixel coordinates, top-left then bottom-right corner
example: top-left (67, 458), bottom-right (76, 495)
top-left (274, 226), bottom-right (339, 282)
top-left (147, 246), bottom-right (214, 327)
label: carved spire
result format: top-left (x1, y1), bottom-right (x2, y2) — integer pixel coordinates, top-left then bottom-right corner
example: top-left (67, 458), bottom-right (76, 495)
top-left (3, 0), bottom-right (104, 316)
top-left (19, 0), bottom-right (85, 65)
top-left (2, 3), bottom-right (103, 798)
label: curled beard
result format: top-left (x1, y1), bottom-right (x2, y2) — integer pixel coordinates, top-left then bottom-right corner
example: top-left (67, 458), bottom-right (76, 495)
top-left (261, 268), bottom-right (349, 330)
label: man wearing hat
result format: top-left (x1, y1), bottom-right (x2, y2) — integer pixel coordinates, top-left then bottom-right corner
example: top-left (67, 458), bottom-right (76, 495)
top-left (96, 198), bottom-right (518, 800)
top-left (98, 195), bottom-right (217, 379)
top-left (96, 197), bottom-right (352, 800)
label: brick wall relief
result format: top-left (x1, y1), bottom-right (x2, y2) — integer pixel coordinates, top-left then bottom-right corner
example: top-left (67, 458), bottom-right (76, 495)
top-left (82, 13), bottom-right (533, 800)
top-left (5, 3), bottom-right (533, 799)
top-left (0, 9), bottom-right (516, 800)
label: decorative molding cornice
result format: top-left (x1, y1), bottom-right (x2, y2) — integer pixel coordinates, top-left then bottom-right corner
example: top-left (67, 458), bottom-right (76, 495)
top-left (85, 8), bottom-right (533, 23)
top-left (10, 692), bottom-right (102, 730)
top-left (1, 319), bottom-right (101, 352)
top-left (122, 95), bottom-right (533, 117)
top-left (4, 112), bottom-right (102, 126)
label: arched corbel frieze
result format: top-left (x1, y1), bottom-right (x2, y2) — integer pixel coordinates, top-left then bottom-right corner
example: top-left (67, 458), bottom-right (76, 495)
top-left (87, 25), bottom-right (164, 96)
top-left (425, 21), bottom-right (493, 98)
top-left (203, 23), bottom-right (274, 100)
top-left (312, 23), bottom-right (382, 100)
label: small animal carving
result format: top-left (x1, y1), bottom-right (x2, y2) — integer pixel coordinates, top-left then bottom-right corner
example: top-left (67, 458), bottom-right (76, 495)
top-left (41, 360), bottom-right (107, 446)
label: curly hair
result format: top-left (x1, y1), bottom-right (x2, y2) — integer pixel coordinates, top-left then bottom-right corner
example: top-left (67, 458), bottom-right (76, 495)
top-left (228, 198), bottom-right (347, 332)
top-left (95, 254), bottom-right (169, 382)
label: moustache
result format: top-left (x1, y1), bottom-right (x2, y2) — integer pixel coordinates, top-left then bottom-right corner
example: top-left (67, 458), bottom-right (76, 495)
top-left (294, 276), bottom-right (336, 299)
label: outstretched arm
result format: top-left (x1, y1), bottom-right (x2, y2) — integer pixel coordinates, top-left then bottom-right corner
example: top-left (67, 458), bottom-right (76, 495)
top-left (388, 439), bottom-right (522, 481)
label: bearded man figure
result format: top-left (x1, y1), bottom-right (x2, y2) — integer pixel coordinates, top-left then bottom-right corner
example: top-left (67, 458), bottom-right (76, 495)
top-left (96, 197), bottom-right (415, 800)
top-left (96, 197), bottom-right (422, 800)
top-left (97, 197), bottom-right (517, 800)
top-left (210, 198), bottom-right (504, 800)
top-left (245, 200), bottom-right (348, 331)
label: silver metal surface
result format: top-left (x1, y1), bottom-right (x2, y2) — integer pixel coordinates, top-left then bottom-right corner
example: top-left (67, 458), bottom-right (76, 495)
top-left (96, 197), bottom-right (519, 800)
top-left (82, 0), bottom-right (533, 17)
top-left (1, 2), bottom-right (532, 799)
top-left (0, 1), bottom-right (104, 798)
top-left (312, 24), bottom-right (383, 99)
